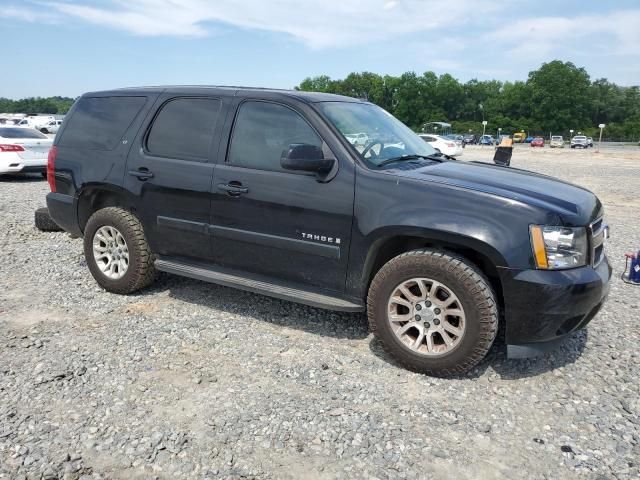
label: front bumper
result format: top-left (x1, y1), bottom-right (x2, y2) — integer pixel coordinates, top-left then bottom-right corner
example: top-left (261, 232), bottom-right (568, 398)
top-left (499, 256), bottom-right (611, 358)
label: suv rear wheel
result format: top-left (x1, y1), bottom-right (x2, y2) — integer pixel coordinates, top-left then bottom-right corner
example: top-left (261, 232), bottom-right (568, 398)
top-left (367, 249), bottom-right (498, 376)
top-left (83, 207), bottom-right (156, 294)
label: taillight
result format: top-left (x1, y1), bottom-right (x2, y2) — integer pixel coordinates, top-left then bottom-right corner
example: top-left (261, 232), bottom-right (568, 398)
top-left (47, 146), bottom-right (57, 192)
top-left (0, 144), bottom-right (25, 152)
top-left (446, 142), bottom-right (455, 147)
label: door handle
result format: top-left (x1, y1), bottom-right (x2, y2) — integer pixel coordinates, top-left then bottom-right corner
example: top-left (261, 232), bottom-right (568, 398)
top-left (217, 182), bottom-right (248, 196)
top-left (128, 168), bottom-right (154, 180)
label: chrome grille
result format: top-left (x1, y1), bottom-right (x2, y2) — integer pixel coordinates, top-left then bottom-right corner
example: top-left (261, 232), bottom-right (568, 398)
top-left (589, 217), bottom-right (607, 267)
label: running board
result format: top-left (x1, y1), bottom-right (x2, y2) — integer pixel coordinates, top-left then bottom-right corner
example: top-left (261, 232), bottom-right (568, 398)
top-left (155, 257), bottom-right (364, 312)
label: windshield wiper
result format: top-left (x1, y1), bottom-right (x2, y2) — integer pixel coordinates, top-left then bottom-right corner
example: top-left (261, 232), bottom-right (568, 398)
top-left (425, 152), bottom-right (457, 161)
top-left (376, 154), bottom-right (436, 167)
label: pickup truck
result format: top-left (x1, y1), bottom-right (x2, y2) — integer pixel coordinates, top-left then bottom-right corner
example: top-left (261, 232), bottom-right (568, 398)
top-left (46, 86), bottom-right (611, 376)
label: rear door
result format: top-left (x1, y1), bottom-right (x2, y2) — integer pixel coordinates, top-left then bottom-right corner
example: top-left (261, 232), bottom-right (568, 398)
top-left (124, 94), bottom-right (228, 260)
top-left (209, 98), bottom-right (355, 292)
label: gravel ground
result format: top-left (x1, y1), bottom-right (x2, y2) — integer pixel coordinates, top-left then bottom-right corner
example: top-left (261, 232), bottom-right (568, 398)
top-left (1, 146), bottom-right (639, 480)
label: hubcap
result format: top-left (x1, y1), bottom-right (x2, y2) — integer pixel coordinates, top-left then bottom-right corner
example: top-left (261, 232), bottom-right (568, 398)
top-left (387, 278), bottom-right (466, 356)
top-left (92, 226), bottom-right (129, 280)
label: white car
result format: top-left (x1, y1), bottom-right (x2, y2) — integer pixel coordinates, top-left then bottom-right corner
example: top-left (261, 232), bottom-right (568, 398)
top-left (345, 132), bottom-right (369, 147)
top-left (38, 119), bottom-right (63, 134)
top-left (570, 135), bottom-right (588, 149)
top-left (0, 127), bottom-right (53, 176)
top-left (550, 136), bottom-right (564, 148)
top-left (418, 134), bottom-right (463, 157)
top-left (17, 115), bottom-right (57, 129)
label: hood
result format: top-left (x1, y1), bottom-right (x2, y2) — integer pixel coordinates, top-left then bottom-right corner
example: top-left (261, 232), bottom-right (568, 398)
top-left (388, 160), bottom-right (602, 224)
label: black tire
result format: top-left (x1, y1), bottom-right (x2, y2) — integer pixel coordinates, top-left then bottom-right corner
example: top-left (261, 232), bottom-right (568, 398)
top-left (41, 172), bottom-right (47, 179)
top-left (83, 207), bottom-right (156, 294)
top-left (34, 207), bottom-right (63, 232)
top-left (367, 249), bottom-right (498, 377)
top-left (40, 128), bottom-right (49, 134)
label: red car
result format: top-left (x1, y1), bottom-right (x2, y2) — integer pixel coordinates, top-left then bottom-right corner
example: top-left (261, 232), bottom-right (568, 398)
top-left (531, 137), bottom-right (545, 147)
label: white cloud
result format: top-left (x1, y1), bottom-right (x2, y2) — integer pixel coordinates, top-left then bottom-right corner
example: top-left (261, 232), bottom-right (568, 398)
top-left (0, 5), bottom-right (58, 23)
top-left (41, 0), bottom-right (497, 48)
top-left (485, 10), bottom-right (640, 60)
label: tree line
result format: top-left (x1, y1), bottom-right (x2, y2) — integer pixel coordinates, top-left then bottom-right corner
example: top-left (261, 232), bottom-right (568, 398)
top-left (0, 96), bottom-right (75, 116)
top-left (2, 61), bottom-right (639, 141)
top-left (297, 60), bottom-right (640, 141)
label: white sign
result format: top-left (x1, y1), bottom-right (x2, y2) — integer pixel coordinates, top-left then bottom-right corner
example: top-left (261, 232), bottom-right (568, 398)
top-left (482, 120), bottom-right (487, 125)
top-left (599, 123), bottom-right (605, 128)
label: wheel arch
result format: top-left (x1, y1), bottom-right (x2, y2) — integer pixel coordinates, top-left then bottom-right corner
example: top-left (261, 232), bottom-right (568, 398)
top-left (77, 184), bottom-right (138, 233)
top-left (360, 229), bottom-right (506, 311)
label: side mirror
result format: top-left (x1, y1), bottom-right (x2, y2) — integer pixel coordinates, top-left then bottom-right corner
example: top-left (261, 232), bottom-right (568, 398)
top-left (281, 144), bottom-right (335, 175)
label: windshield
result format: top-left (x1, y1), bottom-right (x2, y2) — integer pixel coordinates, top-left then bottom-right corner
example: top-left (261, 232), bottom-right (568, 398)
top-left (317, 102), bottom-right (437, 166)
top-left (552, 136), bottom-right (562, 140)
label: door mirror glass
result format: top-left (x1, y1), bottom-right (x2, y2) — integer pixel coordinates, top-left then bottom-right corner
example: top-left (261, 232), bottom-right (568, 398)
top-left (281, 143), bottom-right (335, 174)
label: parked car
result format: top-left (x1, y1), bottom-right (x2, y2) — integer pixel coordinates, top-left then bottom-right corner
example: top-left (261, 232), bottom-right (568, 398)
top-left (39, 119), bottom-right (63, 134)
top-left (530, 137), bottom-right (544, 147)
top-left (46, 86), bottom-right (611, 376)
top-left (525, 136), bottom-right (534, 143)
top-left (418, 134), bottom-right (464, 156)
top-left (587, 137), bottom-right (594, 148)
top-left (478, 134), bottom-right (495, 145)
top-left (345, 132), bottom-right (368, 147)
top-left (17, 115), bottom-right (57, 129)
top-left (445, 134), bottom-right (464, 145)
top-left (513, 132), bottom-right (527, 143)
top-left (0, 127), bottom-right (52, 176)
top-left (571, 135), bottom-right (589, 149)
top-left (550, 136), bottom-right (564, 148)
top-left (462, 134), bottom-right (476, 145)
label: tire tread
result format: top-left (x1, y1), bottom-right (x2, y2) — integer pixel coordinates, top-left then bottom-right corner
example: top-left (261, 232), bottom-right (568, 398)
top-left (367, 249), bottom-right (498, 376)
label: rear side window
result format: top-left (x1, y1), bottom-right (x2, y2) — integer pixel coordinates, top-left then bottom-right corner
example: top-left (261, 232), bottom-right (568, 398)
top-left (228, 101), bottom-right (321, 172)
top-left (146, 97), bottom-right (221, 161)
top-left (59, 96), bottom-right (146, 150)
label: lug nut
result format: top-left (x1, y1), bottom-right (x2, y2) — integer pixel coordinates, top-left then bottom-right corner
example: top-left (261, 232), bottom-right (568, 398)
top-left (433, 319), bottom-right (440, 325)
top-left (415, 304), bottom-right (422, 311)
top-left (424, 322), bottom-right (430, 328)
top-left (434, 308), bottom-right (441, 314)
top-left (415, 315), bottom-right (421, 321)
top-left (425, 301), bottom-right (432, 307)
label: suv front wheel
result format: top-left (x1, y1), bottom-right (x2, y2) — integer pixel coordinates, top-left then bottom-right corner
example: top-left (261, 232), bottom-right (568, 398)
top-left (367, 249), bottom-right (498, 376)
top-left (83, 207), bottom-right (156, 294)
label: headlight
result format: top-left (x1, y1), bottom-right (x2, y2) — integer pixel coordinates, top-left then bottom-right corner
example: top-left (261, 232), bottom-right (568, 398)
top-left (530, 225), bottom-right (588, 269)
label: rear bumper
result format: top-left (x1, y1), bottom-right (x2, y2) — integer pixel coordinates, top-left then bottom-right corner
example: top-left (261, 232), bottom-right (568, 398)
top-left (0, 153), bottom-right (47, 174)
top-left (46, 192), bottom-right (82, 236)
top-left (499, 257), bottom-right (611, 358)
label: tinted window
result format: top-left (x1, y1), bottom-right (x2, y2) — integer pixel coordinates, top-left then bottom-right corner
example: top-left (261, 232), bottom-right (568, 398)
top-left (59, 96), bottom-right (146, 150)
top-left (0, 128), bottom-right (48, 139)
top-left (228, 101), bottom-right (321, 172)
top-left (146, 98), bottom-right (221, 161)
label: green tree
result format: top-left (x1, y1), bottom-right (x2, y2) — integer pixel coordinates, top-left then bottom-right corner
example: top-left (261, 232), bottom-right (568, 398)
top-left (527, 61), bottom-right (591, 133)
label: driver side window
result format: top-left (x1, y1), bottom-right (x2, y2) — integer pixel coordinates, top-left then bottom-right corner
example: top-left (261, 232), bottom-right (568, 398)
top-left (228, 101), bottom-right (322, 173)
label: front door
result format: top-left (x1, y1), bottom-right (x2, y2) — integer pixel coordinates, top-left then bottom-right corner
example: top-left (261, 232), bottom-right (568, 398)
top-left (124, 95), bottom-right (226, 260)
top-left (210, 99), bottom-right (355, 292)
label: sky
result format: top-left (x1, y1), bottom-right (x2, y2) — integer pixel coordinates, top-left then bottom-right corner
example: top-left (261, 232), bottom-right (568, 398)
top-left (2, 0), bottom-right (639, 99)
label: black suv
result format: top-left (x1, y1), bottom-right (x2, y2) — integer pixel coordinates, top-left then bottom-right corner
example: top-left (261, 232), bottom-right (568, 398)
top-left (46, 87), bottom-right (611, 376)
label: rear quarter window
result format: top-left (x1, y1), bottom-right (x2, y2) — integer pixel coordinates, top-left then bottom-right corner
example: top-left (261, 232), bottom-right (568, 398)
top-left (59, 96), bottom-right (146, 150)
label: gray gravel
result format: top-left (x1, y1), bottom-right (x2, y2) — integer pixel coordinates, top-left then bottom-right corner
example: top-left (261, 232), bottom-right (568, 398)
top-left (1, 146), bottom-right (639, 479)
